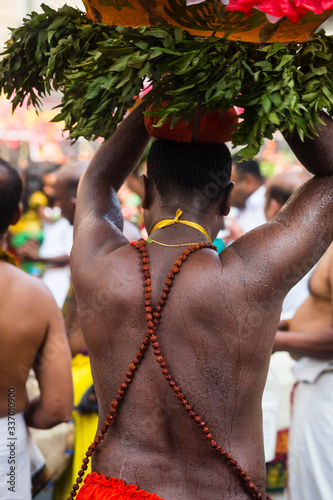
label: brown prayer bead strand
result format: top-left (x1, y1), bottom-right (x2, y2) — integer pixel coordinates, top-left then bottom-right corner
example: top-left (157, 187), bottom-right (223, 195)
top-left (139, 241), bottom-right (265, 500)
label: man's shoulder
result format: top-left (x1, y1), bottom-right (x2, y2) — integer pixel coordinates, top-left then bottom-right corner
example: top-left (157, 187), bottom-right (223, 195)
top-left (3, 263), bottom-right (54, 301)
top-left (0, 264), bottom-right (58, 341)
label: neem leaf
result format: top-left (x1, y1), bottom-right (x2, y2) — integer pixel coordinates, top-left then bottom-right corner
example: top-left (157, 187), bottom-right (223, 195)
top-left (253, 60), bottom-right (273, 71)
top-left (274, 54), bottom-right (295, 71)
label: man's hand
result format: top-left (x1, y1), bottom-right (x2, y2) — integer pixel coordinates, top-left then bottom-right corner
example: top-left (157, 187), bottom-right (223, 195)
top-left (16, 240), bottom-right (40, 260)
top-left (284, 111), bottom-right (333, 176)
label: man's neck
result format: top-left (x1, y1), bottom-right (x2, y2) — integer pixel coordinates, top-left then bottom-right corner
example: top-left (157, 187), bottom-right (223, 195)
top-left (145, 206), bottom-right (220, 245)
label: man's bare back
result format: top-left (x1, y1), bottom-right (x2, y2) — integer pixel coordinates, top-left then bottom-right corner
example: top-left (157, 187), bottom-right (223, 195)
top-left (71, 103), bottom-right (333, 499)
top-left (0, 259), bottom-right (73, 426)
top-left (74, 240), bottom-right (283, 498)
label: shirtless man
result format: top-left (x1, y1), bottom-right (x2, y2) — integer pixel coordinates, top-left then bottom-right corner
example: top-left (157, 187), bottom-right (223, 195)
top-left (0, 158), bottom-right (73, 498)
top-left (274, 244), bottom-right (333, 500)
top-left (70, 102), bottom-right (333, 500)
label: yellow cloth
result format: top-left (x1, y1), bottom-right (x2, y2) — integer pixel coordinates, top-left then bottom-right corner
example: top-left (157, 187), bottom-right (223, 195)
top-left (28, 191), bottom-right (48, 209)
top-left (9, 209), bottom-right (42, 237)
top-left (62, 283), bottom-right (74, 318)
top-left (53, 354), bottom-right (98, 499)
top-left (150, 209), bottom-right (212, 244)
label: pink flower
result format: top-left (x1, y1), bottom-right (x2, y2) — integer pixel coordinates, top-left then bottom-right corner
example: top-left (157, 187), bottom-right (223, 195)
top-left (225, 0), bottom-right (333, 23)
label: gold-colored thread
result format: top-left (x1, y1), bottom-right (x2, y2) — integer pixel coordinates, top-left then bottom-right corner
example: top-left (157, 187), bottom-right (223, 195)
top-left (148, 238), bottom-right (200, 247)
top-left (150, 209), bottom-right (212, 244)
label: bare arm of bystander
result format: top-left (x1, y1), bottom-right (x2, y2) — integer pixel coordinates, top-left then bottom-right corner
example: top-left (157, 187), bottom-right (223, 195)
top-left (273, 327), bottom-right (333, 359)
top-left (25, 288), bottom-right (73, 429)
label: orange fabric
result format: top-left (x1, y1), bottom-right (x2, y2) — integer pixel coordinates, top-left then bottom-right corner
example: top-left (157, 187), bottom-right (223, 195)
top-left (77, 472), bottom-right (165, 500)
top-left (82, 0), bottom-right (332, 43)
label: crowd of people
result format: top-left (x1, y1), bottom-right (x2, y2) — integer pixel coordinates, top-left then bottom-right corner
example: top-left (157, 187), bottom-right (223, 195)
top-left (0, 104), bottom-right (332, 500)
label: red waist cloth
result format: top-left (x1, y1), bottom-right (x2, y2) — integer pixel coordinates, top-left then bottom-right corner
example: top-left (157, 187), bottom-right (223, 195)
top-left (76, 472), bottom-right (165, 500)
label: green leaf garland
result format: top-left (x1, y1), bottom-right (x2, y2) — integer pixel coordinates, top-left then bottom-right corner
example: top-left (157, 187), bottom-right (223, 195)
top-left (1, 4), bottom-right (333, 158)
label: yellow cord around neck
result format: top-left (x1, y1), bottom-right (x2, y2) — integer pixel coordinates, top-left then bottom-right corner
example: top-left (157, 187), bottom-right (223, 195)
top-left (150, 209), bottom-right (212, 244)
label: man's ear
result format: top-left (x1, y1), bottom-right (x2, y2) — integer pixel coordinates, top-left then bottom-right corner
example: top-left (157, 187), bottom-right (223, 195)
top-left (141, 175), bottom-right (154, 210)
top-left (11, 204), bottom-right (22, 226)
top-left (220, 183), bottom-right (234, 216)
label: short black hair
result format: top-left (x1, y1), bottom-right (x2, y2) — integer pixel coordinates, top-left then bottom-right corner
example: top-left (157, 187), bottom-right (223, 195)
top-left (147, 139), bottom-right (231, 209)
top-left (0, 158), bottom-right (23, 234)
top-left (232, 156), bottom-right (264, 180)
top-left (65, 177), bottom-right (80, 199)
top-left (268, 185), bottom-right (293, 206)
top-left (42, 163), bottom-right (62, 175)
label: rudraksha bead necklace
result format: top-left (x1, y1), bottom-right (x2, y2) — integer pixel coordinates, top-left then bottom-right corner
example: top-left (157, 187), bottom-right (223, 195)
top-left (68, 238), bottom-right (272, 500)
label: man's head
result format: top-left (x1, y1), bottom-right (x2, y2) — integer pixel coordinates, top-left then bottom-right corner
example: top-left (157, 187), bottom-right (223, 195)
top-left (42, 163), bottom-right (62, 207)
top-left (264, 170), bottom-right (311, 221)
top-left (230, 157), bottom-right (264, 209)
top-left (55, 161), bottom-right (88, 225)
top-left (145, 139), bottom-right (232, 210)
top-left (0, 158), bottom-right (23, 237)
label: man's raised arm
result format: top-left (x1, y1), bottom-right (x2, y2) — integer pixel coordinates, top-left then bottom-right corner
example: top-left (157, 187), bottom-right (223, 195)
top-left (283, 111), bottom-right (333, 176)
top-left (230, 111), bottom-right (333, 303)
top-left (71, 101), bottom-right (151, 261)
top-left (75, 101), bottom-right (150, 226)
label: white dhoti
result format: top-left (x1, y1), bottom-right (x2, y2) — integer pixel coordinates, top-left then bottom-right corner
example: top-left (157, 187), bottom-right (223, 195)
top-left (0, 412), bottom-right (32, 499)
top-left (287, 359), bottom-right (333, 500)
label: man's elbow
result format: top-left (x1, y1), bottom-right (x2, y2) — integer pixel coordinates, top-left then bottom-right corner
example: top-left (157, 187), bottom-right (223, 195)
top-left (55, 406), bottom-right (73, 425)
top-left (44, 396), bottom-right (73, 428)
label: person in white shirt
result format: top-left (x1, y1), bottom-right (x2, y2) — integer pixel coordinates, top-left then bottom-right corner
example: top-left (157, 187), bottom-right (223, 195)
top-left (39, 161), bottom-right (88, 307)
top-left (230, 156), bottom-right (266, 233)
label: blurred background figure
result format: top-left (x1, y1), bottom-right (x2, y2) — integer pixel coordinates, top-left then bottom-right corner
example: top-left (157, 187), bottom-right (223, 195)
top-left (40, 161), bottom-right (89, 308)
top-left (229, 156), bottom-right (267, 234)
top-left (0, 157), bottom-right (73, 499)
top-left (8, 164), bottom-right (49, 276)
top-left (274, 241), bottom-right (333, 500)
top-left (38, 163), bottom-right (73, 308)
